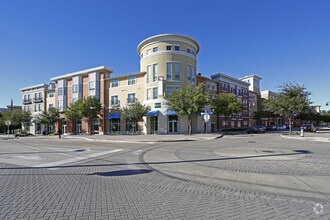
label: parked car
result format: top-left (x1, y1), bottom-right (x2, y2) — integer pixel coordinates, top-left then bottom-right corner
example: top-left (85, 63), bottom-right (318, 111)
top-left (276, 125), bottom-right (287, 130)
top-left (300, 124), bottom-right (316, 132)
top-left (14, 131), bottom-right (34, 137)
top-left (266, 125), bottom-right (276, 131)
top-left (247, 125), bottom-right (266, 134)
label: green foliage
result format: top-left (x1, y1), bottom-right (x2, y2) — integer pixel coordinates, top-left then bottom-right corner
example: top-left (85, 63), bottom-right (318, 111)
top-left (167, 84), bottom-right (211, 134)
top-left (64, 97), bottom-right (102, 134)
top-left (121, 101), bottom-right (150, 123)
top-left (1, 110), bottom-right (32, 127)
top-left (211, 93), bottom-right (242, 116)
top-left (265, 82), bottom-right (312, 133)
top-left (37, 108), bottom-right (60, 125)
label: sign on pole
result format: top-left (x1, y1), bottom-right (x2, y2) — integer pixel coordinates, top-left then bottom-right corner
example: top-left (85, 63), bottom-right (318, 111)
top-left (5, 120), bottom-right (11, 137)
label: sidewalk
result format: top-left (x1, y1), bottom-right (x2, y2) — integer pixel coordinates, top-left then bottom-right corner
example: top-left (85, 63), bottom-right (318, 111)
top-left (280, 131), bottom-right (330, 143)
top-left (33, 133), bottom-right (224, 143)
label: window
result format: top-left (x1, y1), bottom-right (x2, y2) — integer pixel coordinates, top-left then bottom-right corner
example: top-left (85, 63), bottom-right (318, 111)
top-left (187, 48), bottom-right (191, 54)
top-left (140, 53), bottom-right (143, 58)
top-left (187, 64), bottom-right (195, 84)
top-left (174, 63), bottom-right (180, 80)
top-left (72, 84), bottom-right (78, 93)
top-left (49, 92), bottom-right (54, 98)
top-left (212, 83), bottom-right (215, 90)
top-left (230, 86), bottom-right (235, 94)
top-left (191, 50), bottom-right (195, 55)
top-left (243, 99), bottom-right (248, 107)
top-left (238, 88), bottom-right (242, 96)
top-left (110, 118), bottom-right (120, 132)
top-left (243, 89), bottom-right (248, 96)
top-left (49, 104), bottom-right (54, 109)
top-left (72, 98), bottom-right (77, 104)
top-left (112, 79), bottom-right (119, 87)
top-left (34, 104), bottom-right (37, 112)
top-left (206, 81), bottom-right (210, 88)
top-left (127, 93), bottom-right (136, 104)
top-left (175, 46), bottom-right (180, 51)
top-left (166, 86), bottom-right (179, 96)
top-left (146, 65), bottom-right (151, 83)
top-left (128, 76), bottom-right (136, 85)
top-left (166, 63), bottom-right (172, 80)
top-left (58, 100), bottom-right (63, 107)
top-left (155, 103), bottom-right (161, 108)
top-left (153, 47), bottom-right (158, 52)
top-left (58, 87), bottom-right (63, 96)
top-left (153, 87), bottom-right (158, 99)
top-left (111, 95), bottom-right (119, 105)
top-left (89, 81), bottom-right (95, 90)
top-left (38, 104), bottom-right (42, 111)
top-left (146, 49), bottom-right (151, 55)
top-left (153, 63), bottom-right (158, 82)
top-left (166, 45), bottom-right (172, 50)
top-left (147, 89), bottom-right (151, 100)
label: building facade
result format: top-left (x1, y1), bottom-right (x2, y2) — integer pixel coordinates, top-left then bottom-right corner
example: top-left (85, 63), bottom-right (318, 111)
top-left (21, 34), bottom-right (268, 135)
top-left (20, 84), bottom-right (49, 134)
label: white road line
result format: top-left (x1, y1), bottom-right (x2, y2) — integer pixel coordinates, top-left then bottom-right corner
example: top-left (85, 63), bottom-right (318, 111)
top-left (32, 149), bottom-right (123, 168)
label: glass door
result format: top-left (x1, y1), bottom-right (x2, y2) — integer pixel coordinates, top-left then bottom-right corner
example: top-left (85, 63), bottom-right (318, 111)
top-left (168, 116), bottom-right (178, 133)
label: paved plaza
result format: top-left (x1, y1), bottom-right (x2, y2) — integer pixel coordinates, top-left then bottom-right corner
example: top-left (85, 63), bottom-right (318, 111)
top-left (0, 132), bottom-right (329, 219)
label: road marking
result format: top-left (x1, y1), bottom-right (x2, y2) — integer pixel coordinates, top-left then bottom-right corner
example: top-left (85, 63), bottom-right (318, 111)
top-left (32, 149), bottom-right (123, 168)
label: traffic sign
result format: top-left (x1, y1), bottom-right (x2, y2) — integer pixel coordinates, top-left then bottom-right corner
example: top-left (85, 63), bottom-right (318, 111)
top-left (5, 120), bottom-right (11, 126)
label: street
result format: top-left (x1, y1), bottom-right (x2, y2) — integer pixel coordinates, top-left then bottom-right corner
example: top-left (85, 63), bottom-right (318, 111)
top-left (0, 133), bottom-right (329, 219)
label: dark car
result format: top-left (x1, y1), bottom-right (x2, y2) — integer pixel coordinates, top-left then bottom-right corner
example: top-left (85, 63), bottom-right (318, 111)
top-left (300, 124), bottom-right (316, 132)
top-left (247, 125), bottom-right (266, 134)
top-left (15, 131), bottom-right (34, 137)
top-left (266, 125), bottom-right (276, 131)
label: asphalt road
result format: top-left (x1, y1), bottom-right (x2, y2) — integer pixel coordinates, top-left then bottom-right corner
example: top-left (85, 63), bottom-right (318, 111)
top-left (0, 133), bottom-right (329, 219)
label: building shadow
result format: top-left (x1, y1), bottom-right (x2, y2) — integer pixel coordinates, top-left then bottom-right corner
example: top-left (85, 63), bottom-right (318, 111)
top-left (89, 169), bottom-right (152, 177)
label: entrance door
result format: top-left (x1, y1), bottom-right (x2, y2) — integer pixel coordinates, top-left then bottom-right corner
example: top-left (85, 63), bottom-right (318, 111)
top-left (168, 116), bottom-right (178, 133)
top-left (150, 116), bottom-right (158, 134)
top-left (76, 119), bottom-right (82, 134)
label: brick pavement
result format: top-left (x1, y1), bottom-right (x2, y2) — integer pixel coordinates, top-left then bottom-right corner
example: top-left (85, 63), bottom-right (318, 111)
top-left (0, 136), bottom-right (329, 219)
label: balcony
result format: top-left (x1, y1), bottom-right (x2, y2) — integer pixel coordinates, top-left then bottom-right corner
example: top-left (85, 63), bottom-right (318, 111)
top-left (33, 97), bottom-right (43, 103)
top-left (23, 99), bottom-right (32, 104)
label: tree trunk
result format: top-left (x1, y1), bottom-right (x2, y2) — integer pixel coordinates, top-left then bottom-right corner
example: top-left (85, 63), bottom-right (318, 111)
top-left (289, 116), bottom-right (292, 134)
top-left (188, 116), bottom-right (192, 135)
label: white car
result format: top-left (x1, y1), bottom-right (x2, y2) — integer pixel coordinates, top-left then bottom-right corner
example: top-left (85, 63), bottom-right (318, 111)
top-left (276, 125), bottom-right (287, 130)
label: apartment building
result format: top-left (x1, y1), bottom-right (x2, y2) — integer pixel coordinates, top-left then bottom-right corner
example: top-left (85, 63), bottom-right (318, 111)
top-left (49, 66), bottom-right (113, 135)
top-left (20, 83), bottom-right (48, 134)
top-left (21, 33), bottom-right (268, 135)
top-left (240, 75), bottom-right (262, 126)
top-left (210, 73), bottom-right (250, 129)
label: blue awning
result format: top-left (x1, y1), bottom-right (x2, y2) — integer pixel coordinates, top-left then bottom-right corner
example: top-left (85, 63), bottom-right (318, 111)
top-left (108, 113), bottom-right (121, 119)
top-left (145, 110), bottom-right (159, 117)
top-left (166, 110), bottom-right (177, 116)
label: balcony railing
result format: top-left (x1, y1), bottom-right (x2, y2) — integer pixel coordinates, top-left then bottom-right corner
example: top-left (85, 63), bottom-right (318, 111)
top-left (33, 97), bottom-right (43, 103)
top-left (23, 99), bottom-right (32, 104)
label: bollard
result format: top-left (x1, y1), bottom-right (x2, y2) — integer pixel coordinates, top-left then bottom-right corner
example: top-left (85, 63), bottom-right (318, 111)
top-left (300, 128), bottom-right (304, 137)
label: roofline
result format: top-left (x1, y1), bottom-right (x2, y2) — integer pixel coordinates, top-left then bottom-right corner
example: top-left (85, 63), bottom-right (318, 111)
top-left (211, 73), bottom-right (250, 86)
top-left (105, 72), bottom-right (146, 80)
top-left (20, 83), bottom-right (48, 91)
top-left (196, 74), bottom-right (218, 82)
top-left (50, 66), bottom-right (113, 81)
top-left (137, 34), bottom-right (200, 55)
top-left (240, 74), bottom-right (262, 80)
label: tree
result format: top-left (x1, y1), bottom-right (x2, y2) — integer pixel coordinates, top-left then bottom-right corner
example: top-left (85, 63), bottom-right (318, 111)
top-left (265, 82), bottom-right (312, 134)
top-left (253, 110), bottom-right (279, 125)
top-left (121, 101), bottom-right (150, 134)
top-left (167, 84), bottom-right (210, 135)
top-left (211, 93), bottom-right (243, 131)
top-left (65, 97), bottom-right (101, 134)
top-left (37, 108), bottom-right (60, 134)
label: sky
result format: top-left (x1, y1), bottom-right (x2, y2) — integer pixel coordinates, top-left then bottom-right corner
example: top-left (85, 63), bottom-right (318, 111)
top-left (0, 0), bottom-right (329, 110)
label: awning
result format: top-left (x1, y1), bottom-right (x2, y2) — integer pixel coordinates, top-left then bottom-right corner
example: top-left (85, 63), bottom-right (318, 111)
top-left (166, 110), bottom-right (177, 116)
top-left (144, 110), bottom-right (159, 117)
top-left (108, 113), bottom-right (121, 119)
